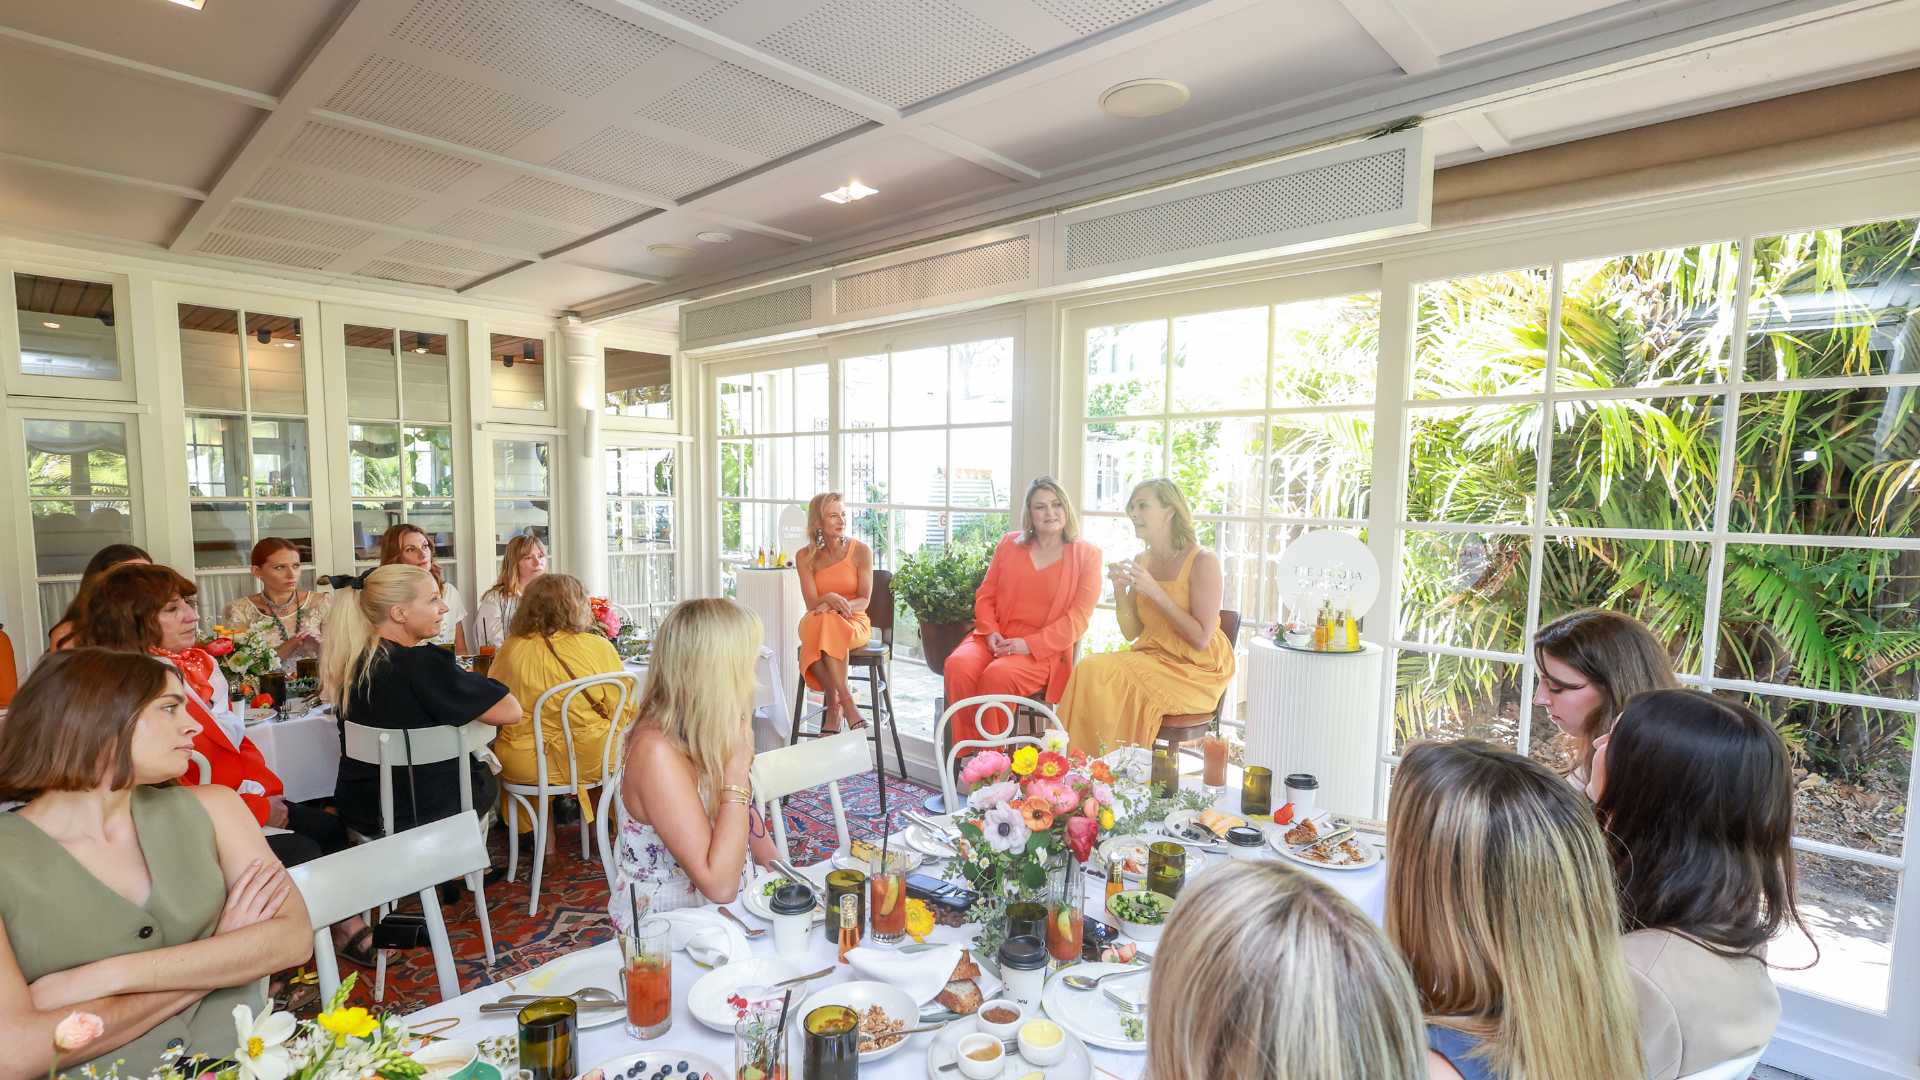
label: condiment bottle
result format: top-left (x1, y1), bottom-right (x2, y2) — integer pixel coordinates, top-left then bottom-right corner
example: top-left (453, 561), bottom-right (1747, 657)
top-left (770, 881), bottom-right (816, 961)
top-left (835, 892), bottom-right (860, 963)
top-left (999, 934), bottom-right (1049, 1006)
top-left (1104, 852), bottom-right (1127, 904)
top-left (1344, 610), bottom-right (1360, 650)
top-left (1312, 603), bottom-right (1330, 650)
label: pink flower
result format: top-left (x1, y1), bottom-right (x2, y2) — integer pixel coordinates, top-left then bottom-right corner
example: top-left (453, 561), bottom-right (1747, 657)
top-left (1066, 815), bottom-right (1098, 862)
top-left (53, 1011), bottom-right (104, 1052)
top-left (1026, 777), bottom-right (1081, 814)
top-left (959, 751), bottom-right (1010, 787)
top-left (1090, 781), bottom-right (1114, 807)
top-left (967, 780), bottom-right (1020, 811)
top-left (1081, 797), bottom-right (1101, 820)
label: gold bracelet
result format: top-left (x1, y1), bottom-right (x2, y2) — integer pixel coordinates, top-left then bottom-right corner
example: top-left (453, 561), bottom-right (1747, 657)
top-left (722, 783), bottom-right (753, 805)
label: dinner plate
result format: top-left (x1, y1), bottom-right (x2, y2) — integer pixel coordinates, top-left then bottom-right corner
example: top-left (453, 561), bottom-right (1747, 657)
top-left (924, 1012), bottom-right (1094, 1080)
top-left (687, 957), bottom-right (803, 1032)
top-left (798, 979), bottom-right (921, 1063)
top-left (511, 947), bottom-right (627, 1030)
top-left (1270, 827), bottom-right (1383, 872)
top-left (244, 707), bottom-right (276, 724)
top-left (1042, 962), bottom-right (1149, 1052)
top-left (741, 863), bottom-right (831, 924)
top-left (902, 822), bottom-right (958, 859)
top-left (588, 1048), bottom-right (730, 1080)
top-left (1094, 834), bottom-right (1154, 879)
top-left (1160, 808), bottom-right (1240, 844)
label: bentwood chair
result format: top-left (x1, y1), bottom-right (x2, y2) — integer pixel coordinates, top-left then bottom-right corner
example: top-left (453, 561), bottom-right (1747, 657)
top-left (934, 694), bottom-right (1067, 813)
top-left (788, 568), bottom-right (909, 783)
top-left (1153, 610), bottom-right (1243, 753)
top-left (503, 670), bottom-right (640, 915)
top-left (750, 729), bottom-right (873, 865)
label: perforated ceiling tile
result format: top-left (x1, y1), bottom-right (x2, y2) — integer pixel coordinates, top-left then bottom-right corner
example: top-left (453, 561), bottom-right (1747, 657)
top-left (358, 260), bottom-right (474, 289)
top-left (431, 208), bottom-right (583, 253)
top-left (326, 54), bottom-right (563, 154)
top-left (650, 0), bottom-right (739, 20)
top-left (391, 0), bottom-right (670, 99)
top-left (836, 235), bottom-right (1031, 313)
top-left (1029, 0), bottom-right (1177, 36)
top-left (685, 284), bottom-right (814, 341)
top-left (198, 233), bottom-right (340, 271)
top-left (385, 238), bottom-right (518, 273)
top-left (479, 175), bottom-right (647, 229)
top-left (248, 167), bottom-right (424, 223)
top-left (549, 127), bottom-right (743, 198)
top-left (220, 205), bottom-right (378, 250)
top-left (759, 0), bottom-right (1034, 108)
top-left (640, 63), bottom-right (869, 159)
top-left (280, 121), bottom-right (480, 193)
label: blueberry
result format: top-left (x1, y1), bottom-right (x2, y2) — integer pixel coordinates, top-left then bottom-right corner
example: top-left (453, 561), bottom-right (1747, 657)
top-left (679, 1064), bottom-right (691, 1074)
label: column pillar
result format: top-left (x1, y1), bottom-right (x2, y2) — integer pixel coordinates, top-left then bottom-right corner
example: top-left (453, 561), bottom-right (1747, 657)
top-left (559, 317), bottom-right (607, 595)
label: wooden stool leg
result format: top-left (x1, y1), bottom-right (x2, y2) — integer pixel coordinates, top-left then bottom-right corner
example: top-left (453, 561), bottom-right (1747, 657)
top-left (788, 668), bottom-right (808, 745)
top-left (881, 663), bottom-right (906, 780)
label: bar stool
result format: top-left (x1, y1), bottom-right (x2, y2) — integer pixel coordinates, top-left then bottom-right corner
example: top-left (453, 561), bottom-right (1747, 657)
top-left (789, 568), bottom-right (909, 795)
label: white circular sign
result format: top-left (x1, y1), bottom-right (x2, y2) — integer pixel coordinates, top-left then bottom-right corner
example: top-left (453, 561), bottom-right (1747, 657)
top-left (1274, 531), bottom-right (1378, 620)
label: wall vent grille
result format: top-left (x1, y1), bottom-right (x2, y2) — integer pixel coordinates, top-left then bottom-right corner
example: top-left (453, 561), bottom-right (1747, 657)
top-left (836, 235), bottom-right (1031, 314)
top-left (685, 284), bottom-right (813, 341)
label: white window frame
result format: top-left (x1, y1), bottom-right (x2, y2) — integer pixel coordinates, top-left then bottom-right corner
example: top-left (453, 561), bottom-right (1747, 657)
top-left (604, 435), bottom-right (681, 633)
top-left (3, 260), bottom-right (138, 402)
top-left (483, 320), bottom-right (558, 426)
top-left (602, 325), bottom-right (681, 434)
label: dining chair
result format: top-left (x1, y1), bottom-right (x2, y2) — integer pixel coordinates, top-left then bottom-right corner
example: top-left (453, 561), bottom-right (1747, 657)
top-left (934, 694), bottom-right (1066, 812)
top-left (787, 568), bottom-right (908, 782)
top-left (749, 729), bottom-right (874, 865)
top-left (187, 749), bottom-right (211, 785)
top-left (288, 810), bottom-right (488, 1006)
top-left (502, 670), bottom-right (640, 915)
top-left (339, 720), bottom-right (497, 981)
top-left (1677, 1048), bottom-right (1766, 1080)
top-left (1152, 609), bottom-right (1243, 753)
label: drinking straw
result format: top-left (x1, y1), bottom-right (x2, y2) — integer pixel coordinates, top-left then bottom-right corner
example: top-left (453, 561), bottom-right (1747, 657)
top-left (774, 987), bottom-right (794, 1061)
top-left (629, 883), bottom-right (642, 939)
top-left (878, 769), bottom-right (891, 873)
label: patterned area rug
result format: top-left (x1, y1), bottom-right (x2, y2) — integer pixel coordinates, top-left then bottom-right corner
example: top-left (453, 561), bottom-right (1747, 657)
top-left (285, 769), bottom-right (939, 1017)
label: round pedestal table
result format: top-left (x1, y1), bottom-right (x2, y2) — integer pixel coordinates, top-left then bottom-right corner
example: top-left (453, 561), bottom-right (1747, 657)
top-left (1242, 638), bottom-right (1384, 819)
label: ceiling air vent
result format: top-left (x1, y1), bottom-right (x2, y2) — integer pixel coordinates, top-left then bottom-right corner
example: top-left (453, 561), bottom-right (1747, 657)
top-left (683, 283), bottom-right (816, 345)
top-left (834, 232), bottom-right (1035, 318)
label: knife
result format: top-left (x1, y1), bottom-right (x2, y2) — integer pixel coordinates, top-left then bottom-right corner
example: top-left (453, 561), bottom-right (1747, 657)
top-left (1287, 826), bottom-right (1355, 852)
top-left (770, 965), bottom-right (835, 989)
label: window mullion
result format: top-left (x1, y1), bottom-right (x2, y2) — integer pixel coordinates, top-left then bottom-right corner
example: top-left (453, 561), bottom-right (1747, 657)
top-left (1517, 267), bottom-right (1565, 758)
top-left (1699, 237), bottom-right (1755, 682)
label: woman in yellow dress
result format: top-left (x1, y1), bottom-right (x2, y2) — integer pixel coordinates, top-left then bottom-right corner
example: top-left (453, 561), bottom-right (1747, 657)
top-left (795, 491), bottom-right (872, 732)
top-left (1058, 478), bottom-right (1235, 753)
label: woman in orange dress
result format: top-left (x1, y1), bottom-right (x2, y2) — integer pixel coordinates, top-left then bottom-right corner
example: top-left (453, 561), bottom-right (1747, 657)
top-left (943, 478), bottom-right (1101, 751)
top-left (795, 492), bottom-right (873, 732)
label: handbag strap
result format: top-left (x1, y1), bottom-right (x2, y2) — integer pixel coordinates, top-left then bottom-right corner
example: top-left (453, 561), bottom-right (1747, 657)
top-left (543, 635), bottom-right (616, 724)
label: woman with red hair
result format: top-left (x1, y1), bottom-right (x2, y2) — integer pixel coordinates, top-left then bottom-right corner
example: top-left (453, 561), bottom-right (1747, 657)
top-left (219, 538), bottom-right (329, 664)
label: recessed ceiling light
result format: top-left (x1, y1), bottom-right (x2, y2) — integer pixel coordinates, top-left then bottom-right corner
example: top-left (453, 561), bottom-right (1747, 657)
top-left (166, 0), bottom-right (207, 9)
top-left (696, 230), bottom-right (733, 244)
top-left (646, 243), bottom-right (697, 259)
top-left (820, 181), bottom-right (879, 204)
top-left (1099, 78), bottom-right (1191, 119)
top-left (41, 320), bottom-right (60, 329)
top-left (276, 340), bottom-right (297, 348)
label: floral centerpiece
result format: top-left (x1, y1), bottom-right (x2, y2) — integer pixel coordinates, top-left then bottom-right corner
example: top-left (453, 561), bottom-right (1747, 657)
top-left (200, 619), bottom-right (281, 697)
top-left (589, 596), bottom-right (621, 639)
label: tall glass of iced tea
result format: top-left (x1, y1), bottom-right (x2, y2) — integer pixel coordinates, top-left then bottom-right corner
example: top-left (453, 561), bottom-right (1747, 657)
top-left (868, 851), bottom-right (908, 946)
top-left (621, 916), bottom-right (672, 1039)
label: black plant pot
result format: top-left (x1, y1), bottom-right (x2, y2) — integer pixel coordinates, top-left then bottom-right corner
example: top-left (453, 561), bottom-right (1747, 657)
top-left (917, 619), bottom-right (975, 676)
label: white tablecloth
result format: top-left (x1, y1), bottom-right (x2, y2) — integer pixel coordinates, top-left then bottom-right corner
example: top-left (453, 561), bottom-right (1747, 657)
top-left (406, 766), bottom-right (1385, 1078)
top-left (251, 708), bottom-right (341, 802)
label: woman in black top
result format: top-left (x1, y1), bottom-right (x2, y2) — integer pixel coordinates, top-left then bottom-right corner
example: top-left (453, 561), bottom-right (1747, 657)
top-left (319, 564), bottom-right (517, 836)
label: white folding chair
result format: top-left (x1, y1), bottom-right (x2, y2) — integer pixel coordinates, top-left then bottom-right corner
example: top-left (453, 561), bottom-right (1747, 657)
top-left (288, 811), bottom-right (489, 1006)
top-left (503, 670), bottom-right (640, 915)
top-left (340, 721), bottom-right (497, 984)
top-left (1678, 1048), bottom-right (1766, 1080)
top-left (749, 729), bottom-right (874, 865)
top-left (186, 750), bottom-right (212, 785)
top-left (934, 694), bottom-right (1066, 811)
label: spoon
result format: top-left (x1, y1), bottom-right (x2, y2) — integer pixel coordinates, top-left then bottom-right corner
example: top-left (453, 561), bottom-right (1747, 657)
top-left (1061, 966), bottom-right (1151, 992)
top-left (717, 906), bottom-right (767, 938)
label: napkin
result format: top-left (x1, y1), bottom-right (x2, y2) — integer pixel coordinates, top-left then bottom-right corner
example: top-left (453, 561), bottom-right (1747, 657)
top-left (686, 929), bottom-right (733, 967)
top-left (847, 944), bottom-right (961, 1005)
top-left (659, 909), bottom-right (739, 966)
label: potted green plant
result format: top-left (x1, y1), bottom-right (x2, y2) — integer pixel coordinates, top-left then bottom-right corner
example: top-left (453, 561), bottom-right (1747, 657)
top-left (892, 541), bottom-right (991, 674)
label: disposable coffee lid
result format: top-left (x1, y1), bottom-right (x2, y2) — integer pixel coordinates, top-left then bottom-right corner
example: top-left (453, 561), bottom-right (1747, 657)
top-left (770, 881), bottom-right (817, 915)
top-left (999, 934), bottom-right (1049, 970)
top-left (1225, 825), bottom-right (1263, 847)
top-left (1284, 773), bottom-right (1319, 788)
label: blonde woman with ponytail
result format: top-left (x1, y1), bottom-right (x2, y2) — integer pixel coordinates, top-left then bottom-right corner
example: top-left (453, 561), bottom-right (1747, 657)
top-left (321, 564), bottom-right (518, 838)
top-left (609, 598), bottom-right (776, 930)
top-left (1387, 740), bottom-right (1643, 1080)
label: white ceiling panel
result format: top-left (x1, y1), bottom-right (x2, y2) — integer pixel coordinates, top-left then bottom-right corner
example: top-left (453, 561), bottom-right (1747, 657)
top-left (933, 0), bottom-right (1398, 175)
top-left (757, 0), bottom-right (1039, 108)
top-left (277, 121), bottom-right (484, 194)
top-left (325, 54), bottom-right (565, 155)
top-left (560, 212), bottom-right (799, 278)
top-left (0, 0), bottom-right (351, 96)
top-left (638, 62), bottom-right (872, 159)
top-left (548, 126), bottom-right (748, 198)
top-left (464, 260), bottom-right (656, 309)
top-left (1398, 0), bottom-right (1621, 57)
top-left (0, 159), bottom-right (194, 246)
top-left (1029, 0), bottom-right (1183, 37)
top-left (478, 175), bottom-right (652, 231)
top-left (428, 208), bottom-right (590, 253)
top-left (390, 0), bottom-right (672, 99)
top-left (1422, 116), bottom-right (1486, 164)
top-left (217, 205), bottom-right (379, 250)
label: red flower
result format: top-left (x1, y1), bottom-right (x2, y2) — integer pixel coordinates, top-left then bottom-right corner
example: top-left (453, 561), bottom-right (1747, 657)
top-left (1066, 814), bottom-right (1098, 862)
top-left (1033, 751), bottom-right (1069, 780)
top-left (250, 693), bottom-right (274, 709)
top-left (203, 638), bottom-right (235, 658)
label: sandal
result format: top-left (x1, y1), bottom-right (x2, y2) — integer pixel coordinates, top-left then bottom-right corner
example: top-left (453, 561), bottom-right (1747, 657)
top-left (337, 925), bottom-right (377, 969)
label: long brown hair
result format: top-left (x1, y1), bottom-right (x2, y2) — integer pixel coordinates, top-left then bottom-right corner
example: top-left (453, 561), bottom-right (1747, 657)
top-left (1534, 609), bottom-right (1677, 777)
top-left (71, 563), bottom-right (199, 653)
top-left (378, 523), bottom-right (446, 592)
top-left (51, 543), bottom-right (152, 648)
top-left (508, 573), bottom-right (594, 638)
top-left (0, 649), bottom-right (177, 799)
top-left (1596, 690), bottom-right (1810, 962)
top-left (1387, 740), bottom-right (1644, 1080)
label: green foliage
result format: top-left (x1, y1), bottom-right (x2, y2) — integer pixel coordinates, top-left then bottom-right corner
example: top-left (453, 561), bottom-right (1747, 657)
top-left (892, 539), bottom-right (992, 624)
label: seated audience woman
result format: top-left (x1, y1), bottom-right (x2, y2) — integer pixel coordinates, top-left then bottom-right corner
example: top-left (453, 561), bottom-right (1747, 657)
top-left (1147, 860), bottom-right (1428, 1080)
top-left (943, 477), bottom-right (1101, 751)
top-left (320, 564), bottom-right (516, 837)
top-left (377, 523), bottom-right (468, 653)
top-left (795, 492), bottom-right (873, 733)
top-left (1591, 690), bottom-right (1800, 1078)
top-left (0, 649), bottom-right (311, 1076)
top-left (609, 598), bottom-right (775, 928)
top-left (474, 532), bottom-right (548, 652)
top-left (73, 564), bottom-right (346, 868)
top-left (46, 543), bottom-right (150, 652)
top-left (1388, 739), bottom-right (1643, 1080)
top-left (489, 573), bottom-right (638, 831)
top-left (219, 538), bottom-right (330, 665)
top-left (1057, 478), bottom-right (1234, 752)
top-left (1532, 609), bottom-right (1677, 785)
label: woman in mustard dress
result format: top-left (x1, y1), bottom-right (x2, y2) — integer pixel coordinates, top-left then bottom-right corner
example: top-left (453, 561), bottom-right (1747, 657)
top-left (1058, 478), bottom-right (1235, 753)
top-left (796, 492), bottom-right (873, 732)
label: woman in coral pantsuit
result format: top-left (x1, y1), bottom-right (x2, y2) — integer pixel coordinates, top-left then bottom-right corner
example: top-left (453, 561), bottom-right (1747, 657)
top-left (944, 478), bottom-right (1101, 751)
top-left (1058, 478), bottom-right (1235, 753)
top-left (796, 491), bottom-right (873, 732)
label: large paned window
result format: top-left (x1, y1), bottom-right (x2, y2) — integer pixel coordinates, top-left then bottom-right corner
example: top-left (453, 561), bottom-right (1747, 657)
top-left (344, 324), bottom-right (457, 584)
top-left (715, 362), bottom-right (829, 595)
top-left (23, 417), bottom-right (136, 628)
top-left (1394, 219), bottom-right (1919, 1016)
top-left (177, 304), bottom-right (313, 612)
top-left (492, 437), bottom-right (553, 555)
top-left (607, 444), bottom-right (676, 632)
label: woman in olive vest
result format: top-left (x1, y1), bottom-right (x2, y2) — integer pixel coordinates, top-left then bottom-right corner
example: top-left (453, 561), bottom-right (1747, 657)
top-left (0, 649), bottom-right (312, 1076)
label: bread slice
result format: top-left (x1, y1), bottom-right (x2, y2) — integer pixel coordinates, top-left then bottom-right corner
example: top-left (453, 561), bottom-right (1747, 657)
top-left (950, 949), bottom-right (982, 982)
top-left (936, 978), bottom-right (983, 1015)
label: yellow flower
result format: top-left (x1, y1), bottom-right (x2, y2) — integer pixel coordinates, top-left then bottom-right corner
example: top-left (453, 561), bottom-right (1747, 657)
top-left (1099, 807), bottom-right (1115, 830)
top-left (317, 1005), bottom-right (378, 1042)
top-left (1011, 746), bottom-right (1038, 776)
top-left (904, 898), bottom-right (934, 943)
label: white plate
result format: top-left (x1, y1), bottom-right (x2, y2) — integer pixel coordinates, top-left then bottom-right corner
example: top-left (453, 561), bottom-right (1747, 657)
top-left (655, 907), bottom-right (754, 967)
top-left (687, 957), bottom-right (803, 1032)
top-left (1041, 962), bottom-right (1149, 1052)
top-left (1094, 834), bottom-right (1154, 879)
top-left (924, 1013), bottom-right (1094, 1080)
top-left (244, 707), bottom-right (275, 724)
top-left (1161, 808), bottom-right (1239, 843)
top-left (588, 1048), bottom-right (730, 1080)
top-left (902, 823), bottom-right (957, 859)
top-left (831, 846), bottom-right (927, 874)
top-left (512, 947), bottom-right (627, 1030)
top-left (1270, 825), bottom-right (1383, 872)
top-left (741, 864), bottom-right (830, 924)
top-left (798, 980), bottom-right (921, 1063)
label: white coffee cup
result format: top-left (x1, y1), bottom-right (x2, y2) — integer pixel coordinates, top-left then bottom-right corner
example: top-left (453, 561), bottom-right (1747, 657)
top-left (1284, 773), bottom-right (1319, 816)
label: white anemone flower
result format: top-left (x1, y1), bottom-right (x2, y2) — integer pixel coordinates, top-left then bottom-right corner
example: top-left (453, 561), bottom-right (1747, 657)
top-left (232, 1003), bottom-right (297, 1080)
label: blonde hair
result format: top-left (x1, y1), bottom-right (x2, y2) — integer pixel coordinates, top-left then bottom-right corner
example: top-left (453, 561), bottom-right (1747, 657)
top-left (1146, 861), bottom-right (1427, 1080)
top-left (486, 533), bottom-right (547, 603)
top-left (1387, 740), bottom-right (1644, 1080)
top-left (1129, 478), bottom-right (1197, 552)
top-left (320, 563), bottom-right (438, 715)
top-left (1019, 476), bottom-right (1081, 545)
top-left (1533, 609), bottom-right (1679, 778)
top-left (508, 573), bottom-right (593, 638)
top-left (805, 491), bottom-right (842, 549)
top-left (625, 599), bottom-right (762, 803)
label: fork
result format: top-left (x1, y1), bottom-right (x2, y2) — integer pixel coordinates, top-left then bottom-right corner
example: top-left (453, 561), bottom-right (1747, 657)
top-left (717, 906), bottom-right (766, 939)
top-left (1103, 987), bottom-right (1143, 1013)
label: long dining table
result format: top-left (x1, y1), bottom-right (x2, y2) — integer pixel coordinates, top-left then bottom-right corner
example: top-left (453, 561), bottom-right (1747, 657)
top-left (406, 761), bottom-right (1387, 1078)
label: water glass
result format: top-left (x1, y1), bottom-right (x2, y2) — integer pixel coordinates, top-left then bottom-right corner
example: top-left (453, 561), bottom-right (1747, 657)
top-left (1147, 840), bottom-right (1186, 899)
top-left (620, 916), bottom-right (672, 1039)
top-left (1241, 765), bottom-right (1273, 817)
top-left (735, 1004), bottom-right (791, 1080)
top-left (516, 997), bottom-right (577, 1080)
